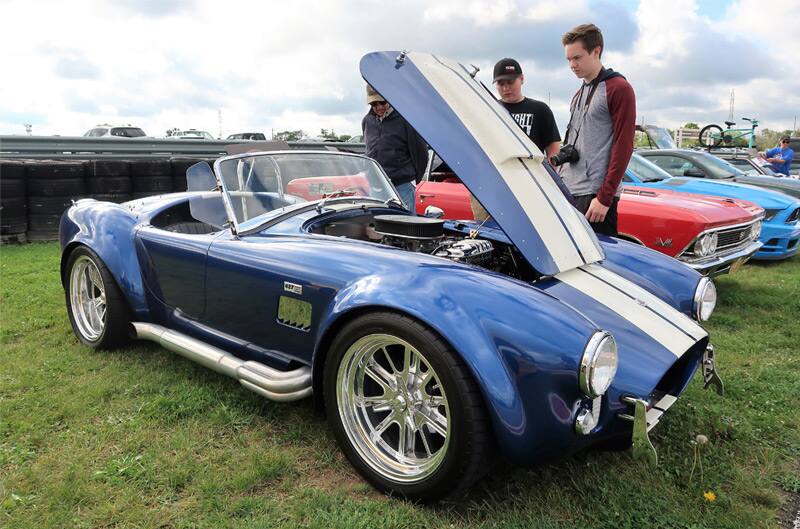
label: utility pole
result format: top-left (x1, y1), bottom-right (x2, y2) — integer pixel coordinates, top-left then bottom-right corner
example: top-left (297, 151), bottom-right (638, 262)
top-left (728, 89), bottom-right (735, 122)
top-left (217, 109), bottom-right (222, 139)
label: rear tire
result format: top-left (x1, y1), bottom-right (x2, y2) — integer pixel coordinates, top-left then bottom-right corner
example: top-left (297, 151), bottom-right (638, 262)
top-left (65, 246), bottom-right (131, 349)
top-left (698, 124), bottom-right (722, 148)
top-left (323, 312), bottom-right (491, 502)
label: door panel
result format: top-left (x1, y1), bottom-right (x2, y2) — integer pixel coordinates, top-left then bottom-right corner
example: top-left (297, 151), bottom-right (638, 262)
top-left (136, 226), bottom-right (212, 319)
top-left (203, 236), bottom-right (334, 364)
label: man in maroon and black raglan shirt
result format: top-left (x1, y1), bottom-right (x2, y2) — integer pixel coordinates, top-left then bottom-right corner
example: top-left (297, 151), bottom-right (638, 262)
top-left (559, 23), bottom-right (636, 236)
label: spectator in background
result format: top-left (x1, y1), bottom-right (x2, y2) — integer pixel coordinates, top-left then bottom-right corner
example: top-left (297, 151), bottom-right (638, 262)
top-left (762, 136), bottom-right (794, 175)
top-left (493, 58), bottom-right (562, 160)
top-left (362, 84), bottom-right (428, 213)
top-left (557, 23), bottom-right (636, 236)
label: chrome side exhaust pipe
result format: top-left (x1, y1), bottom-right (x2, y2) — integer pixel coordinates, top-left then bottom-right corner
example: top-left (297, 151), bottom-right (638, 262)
top-left (131, 322), bottom-right (312, 402)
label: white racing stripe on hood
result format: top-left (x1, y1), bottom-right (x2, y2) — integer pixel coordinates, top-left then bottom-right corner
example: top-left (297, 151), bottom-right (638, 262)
top-left (583, 265), bottom-right (706, 341)
top-left (557, 264), bottom-right (707, 357)
top-left (519, 158), bottom-right (604, 260)
top-left (409, 52), bottom-right (603, 271)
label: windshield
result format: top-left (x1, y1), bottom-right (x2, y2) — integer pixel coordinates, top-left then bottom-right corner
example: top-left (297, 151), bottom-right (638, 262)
top-left (110, 127), bottom-right (145, 137)
top-left (214, 152), bottom-right (399, 231)
top-left (628, 153), bottom-right (672, 181)
top-left (694, 152), bottom-right (746, 179)
top-left (641, 125), bottom-right (677, 149)
top-left (750, 157), bottom-right (778, 175)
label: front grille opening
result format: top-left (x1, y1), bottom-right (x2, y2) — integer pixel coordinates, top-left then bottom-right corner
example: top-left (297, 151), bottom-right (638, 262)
top-left (653, 339), bottom-right (707, 398)
top-left (766, 238), bottom-right (779, 246)
top-left (789, 239), bottom-right (799, 250)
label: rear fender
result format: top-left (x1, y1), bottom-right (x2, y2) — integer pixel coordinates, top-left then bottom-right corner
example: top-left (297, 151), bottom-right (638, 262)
top-left (60, 201), bottom-right (150, 320)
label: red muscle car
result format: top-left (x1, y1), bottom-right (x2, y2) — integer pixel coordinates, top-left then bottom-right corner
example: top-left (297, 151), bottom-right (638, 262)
top-left (416, 163), bottom-right (764, 276)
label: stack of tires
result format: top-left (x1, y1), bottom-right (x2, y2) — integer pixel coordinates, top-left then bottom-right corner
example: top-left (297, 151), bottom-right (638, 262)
top-left (1, 161), bottom-right (28, 241)
top-left (170, 158), bottom-right (197, 192)
top-left (170, 158), bottom-right (214, 192)
top-left (86, 160), bottom-right (132, 203)
top-left (26, 160), bottom-right (86, 241)
top-left (131, 160), bottom-right (173, 199)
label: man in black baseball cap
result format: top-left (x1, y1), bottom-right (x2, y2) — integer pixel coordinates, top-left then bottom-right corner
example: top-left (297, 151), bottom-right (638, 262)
top-left (493, 58), bottom-right (523, 82)
top-left (492, 58), bottom-right (561, 160)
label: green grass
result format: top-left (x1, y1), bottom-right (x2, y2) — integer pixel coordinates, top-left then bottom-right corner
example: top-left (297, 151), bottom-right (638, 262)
top-left (1, 242), bottom-right (798, 528)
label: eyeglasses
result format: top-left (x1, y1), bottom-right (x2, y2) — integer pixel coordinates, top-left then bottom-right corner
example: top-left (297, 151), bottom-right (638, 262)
top-left (781, 140), bottom-right (790, 144)
top-left (370, 101), bottom-right (388, 108)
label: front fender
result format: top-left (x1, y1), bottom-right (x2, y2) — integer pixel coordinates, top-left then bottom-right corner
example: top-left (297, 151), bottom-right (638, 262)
top-left (60, 200), bottom-right (150, 320)
top-left (314, 264), bottom-right (598, 464)
top-left (598, 235), bottom-right (702, 316)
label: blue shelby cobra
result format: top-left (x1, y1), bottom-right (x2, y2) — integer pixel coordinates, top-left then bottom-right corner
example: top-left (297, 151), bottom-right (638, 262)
top-left (626, 153), bottom-right (800, 260)
top-left (60, 51), bottom-right (722, 501)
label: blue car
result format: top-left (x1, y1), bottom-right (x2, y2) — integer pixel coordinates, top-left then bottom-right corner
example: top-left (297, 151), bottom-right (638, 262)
top-left (627, 154), bottom-right (800, 260)
top-left (59, 51), bottom-right (722, 501)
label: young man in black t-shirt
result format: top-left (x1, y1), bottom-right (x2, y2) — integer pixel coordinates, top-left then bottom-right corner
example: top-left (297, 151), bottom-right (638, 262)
top-left (493, 58), bottom-right (561, 160)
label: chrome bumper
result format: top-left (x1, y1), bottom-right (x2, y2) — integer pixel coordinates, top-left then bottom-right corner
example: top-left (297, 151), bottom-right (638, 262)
top-left (619, 345), bottom-right (723, 466)
top-left (681, 240), bottom-right (762, 277)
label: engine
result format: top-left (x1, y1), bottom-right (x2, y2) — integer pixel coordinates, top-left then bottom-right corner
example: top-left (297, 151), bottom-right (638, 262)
top-left (434, 239), bottom-right (494, 266)
top-left (372, 214), bottom-right (494, 266)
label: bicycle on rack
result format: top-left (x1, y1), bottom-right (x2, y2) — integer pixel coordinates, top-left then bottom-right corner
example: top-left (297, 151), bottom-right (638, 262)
top-left (698, 118), bottom-right (759, 149)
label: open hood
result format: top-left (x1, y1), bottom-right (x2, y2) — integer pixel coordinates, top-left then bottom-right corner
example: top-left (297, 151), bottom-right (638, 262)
top-left (360, 51), bottom-right (604, 276)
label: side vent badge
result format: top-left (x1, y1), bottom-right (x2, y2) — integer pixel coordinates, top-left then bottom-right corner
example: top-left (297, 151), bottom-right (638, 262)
top-left (284, 281), bottom-right (303, 295)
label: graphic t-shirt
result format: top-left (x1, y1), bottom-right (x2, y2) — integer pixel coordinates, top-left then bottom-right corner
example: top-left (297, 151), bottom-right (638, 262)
top-left (765, 146), bottom-right (794, 175)
top-left (500, 98), bottom-right (561, 154)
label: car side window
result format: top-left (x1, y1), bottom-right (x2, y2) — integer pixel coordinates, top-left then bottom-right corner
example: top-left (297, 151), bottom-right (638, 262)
top-left (678, 158), bottom-right (706, 177)
top-left (648, 156), bottom-right (688, 177)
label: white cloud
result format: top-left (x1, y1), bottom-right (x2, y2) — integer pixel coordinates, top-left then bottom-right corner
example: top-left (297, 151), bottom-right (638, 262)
top-left (0, 0), bottom-right (796, 139)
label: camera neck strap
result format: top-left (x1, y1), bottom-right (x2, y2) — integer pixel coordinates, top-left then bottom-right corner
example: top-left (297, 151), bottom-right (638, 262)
top-left (564, 70), bottom-right (604, 146)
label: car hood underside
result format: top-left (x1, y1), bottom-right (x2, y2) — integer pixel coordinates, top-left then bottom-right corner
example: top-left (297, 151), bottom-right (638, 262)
top-left (360, 51), bottom-right (604, 277)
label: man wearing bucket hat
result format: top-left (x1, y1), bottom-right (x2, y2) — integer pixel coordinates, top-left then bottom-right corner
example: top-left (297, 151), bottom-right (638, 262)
top-left (362, 84), bottom-right (428, 213)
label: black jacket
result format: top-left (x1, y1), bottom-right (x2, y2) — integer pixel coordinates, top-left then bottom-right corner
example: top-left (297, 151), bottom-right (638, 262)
top-left (362, 109), bottom-right (428, 185)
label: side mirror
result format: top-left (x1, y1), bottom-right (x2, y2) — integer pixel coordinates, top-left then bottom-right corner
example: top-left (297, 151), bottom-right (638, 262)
top-left (683, 168), bottom-right (705, 178)
top-left (424, 205), bottom-right (444, 219)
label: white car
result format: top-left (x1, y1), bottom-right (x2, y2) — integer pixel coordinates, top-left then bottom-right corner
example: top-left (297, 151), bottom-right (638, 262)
top-left (174, 129), bottom-right (215, 140)
top-left (83, 124), bottom-right (147, 138)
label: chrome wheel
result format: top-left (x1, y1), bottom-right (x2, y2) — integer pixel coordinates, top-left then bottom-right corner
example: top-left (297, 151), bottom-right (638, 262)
top-left (69, 255), bottom-right (106, 341)
top-left (336, 334), bottom-right (450, 483)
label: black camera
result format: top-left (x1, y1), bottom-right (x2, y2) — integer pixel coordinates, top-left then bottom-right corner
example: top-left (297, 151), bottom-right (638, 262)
top-left (549, 144), bottom-right (579, 166)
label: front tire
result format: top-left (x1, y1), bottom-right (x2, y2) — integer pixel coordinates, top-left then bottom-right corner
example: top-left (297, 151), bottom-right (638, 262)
top-left (698, 124), bottom-right (722, 148)
top-left (324, 312), bottom-right (490, 501)
top-left (65, 246), bottom-right (131, 349)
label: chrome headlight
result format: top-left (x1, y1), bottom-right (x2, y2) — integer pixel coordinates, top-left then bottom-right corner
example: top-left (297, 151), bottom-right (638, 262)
top-left (750, 220), bottom-right (762, 241)
top-left (693, 277), bottom-right (717, 321)
top-left (579, 332), bottom-right (618, 398)
top-left (693, 232), bottom-right (718, 257)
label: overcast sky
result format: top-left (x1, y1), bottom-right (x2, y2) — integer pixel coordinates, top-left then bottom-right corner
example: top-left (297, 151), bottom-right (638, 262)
top-left (1, 0), bottom-right (797, 139)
